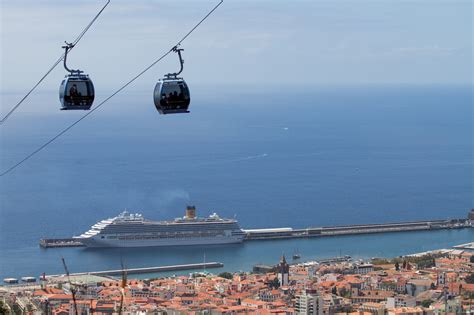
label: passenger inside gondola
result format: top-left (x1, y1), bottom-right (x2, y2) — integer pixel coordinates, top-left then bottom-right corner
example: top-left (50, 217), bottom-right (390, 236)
top-left (64, 81), bottom-right (92, 106)
top-left (160, 94), bottom-right (167, 107)
top-left (161, 89), bottom-right (185, 108)
top-left (69, 84), bottom-right (81, 105)
top-left (69, 84), bottom-right (79, 97)
top-left (154, 80), bottom-right (190, 113)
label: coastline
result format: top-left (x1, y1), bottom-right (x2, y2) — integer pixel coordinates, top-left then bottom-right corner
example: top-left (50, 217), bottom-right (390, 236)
top-left (1, 227), bottom-right (473, 281)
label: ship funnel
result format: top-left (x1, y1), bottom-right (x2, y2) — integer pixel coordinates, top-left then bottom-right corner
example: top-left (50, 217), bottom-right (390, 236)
top-left (186, 205), bottom-right (196, 219)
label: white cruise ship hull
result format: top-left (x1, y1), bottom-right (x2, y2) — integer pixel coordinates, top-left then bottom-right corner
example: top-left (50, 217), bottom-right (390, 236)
top-left (74, 209), bottom-right (246, 248)
top-left (77, 235), bottom-right (244, 248)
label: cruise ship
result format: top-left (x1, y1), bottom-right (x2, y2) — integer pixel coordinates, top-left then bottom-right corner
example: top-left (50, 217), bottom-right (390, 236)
top-left (73, 206), bottom-right (245, 248)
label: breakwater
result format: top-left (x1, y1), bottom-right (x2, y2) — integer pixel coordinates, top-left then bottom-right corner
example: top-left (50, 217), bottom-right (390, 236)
top-left (243, 219), bottom-right (471, 240)
top-left (46, 262), bottom-right (224, 277)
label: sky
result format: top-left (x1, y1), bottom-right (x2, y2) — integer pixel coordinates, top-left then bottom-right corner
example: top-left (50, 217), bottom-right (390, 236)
top-left (0, 0), bottom-right (472, 95)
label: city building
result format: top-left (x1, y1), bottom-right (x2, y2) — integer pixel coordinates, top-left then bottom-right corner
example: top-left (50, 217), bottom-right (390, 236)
top-left (295, 290), bottom-right (324, 315)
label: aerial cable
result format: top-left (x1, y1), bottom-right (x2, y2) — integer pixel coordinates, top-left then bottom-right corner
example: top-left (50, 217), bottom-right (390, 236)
top-left (0, 0), bottom-right (224, 177)
top-left (0, 0), bottom-right (111, 125)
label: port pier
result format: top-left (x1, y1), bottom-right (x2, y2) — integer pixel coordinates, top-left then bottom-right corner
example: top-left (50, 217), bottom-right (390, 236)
top-left (244, 219), bottom-right (471, 240)
top-left (46, 262), bottom-right (224, 277)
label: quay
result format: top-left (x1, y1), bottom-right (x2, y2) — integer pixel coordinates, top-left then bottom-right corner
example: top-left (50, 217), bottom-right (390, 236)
top-left (40, 217), bottom-right (472, 248)
top-left (46, 262), bottom-right (224, 277)
top-left (243, 219), bottom-right (471, 240)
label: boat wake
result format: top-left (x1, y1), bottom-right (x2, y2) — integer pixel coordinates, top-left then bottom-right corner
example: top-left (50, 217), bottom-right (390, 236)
top-left (197, 153), bottom-right (269, 167)
top-left (230, 153), bottom-right (268, 162)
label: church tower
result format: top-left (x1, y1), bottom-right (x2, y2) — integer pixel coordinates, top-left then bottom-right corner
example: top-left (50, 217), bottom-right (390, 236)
top-left (277, 255), bottom-right (290, 286)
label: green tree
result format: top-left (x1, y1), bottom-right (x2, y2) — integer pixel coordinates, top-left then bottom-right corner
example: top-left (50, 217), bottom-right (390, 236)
top-left (465, 273), bottom-right (474, 284)
top-left (421, 299), bottom-right (433, 308)
top-left (339, 287), bottom-right (349, 297)
top-left (269, 277), bottom-right (280, 289)
top-left (218, 272), bottom-right (233, 280)
top-left (0, 300), bottom-right (8, 314)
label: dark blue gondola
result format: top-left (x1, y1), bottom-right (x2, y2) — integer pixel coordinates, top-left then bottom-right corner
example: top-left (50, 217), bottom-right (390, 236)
top-left (153, 47), bottom-right (190, 114)
top-left (59, 42), bottom-right (95, 110)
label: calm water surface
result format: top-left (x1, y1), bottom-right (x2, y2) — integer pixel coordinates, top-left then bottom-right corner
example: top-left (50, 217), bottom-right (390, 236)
top-left (0, 85), bottom-right (472, 279)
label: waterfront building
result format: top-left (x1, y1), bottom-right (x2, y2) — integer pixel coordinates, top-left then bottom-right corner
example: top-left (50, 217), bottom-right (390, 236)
top-left (468, 209), bottom-right (474, 221)
top-left (355, 263), bottom-right (374, 274)
top-left (2, 278), bottom-right (18, 284)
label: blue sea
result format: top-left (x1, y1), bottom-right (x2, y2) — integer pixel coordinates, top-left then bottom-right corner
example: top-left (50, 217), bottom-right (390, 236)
top-left (0, 85), bottom-right (472, 279)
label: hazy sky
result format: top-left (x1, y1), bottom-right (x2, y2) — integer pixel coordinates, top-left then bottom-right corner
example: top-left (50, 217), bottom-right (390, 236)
top-left (0, 0), bottom-right (472, 94)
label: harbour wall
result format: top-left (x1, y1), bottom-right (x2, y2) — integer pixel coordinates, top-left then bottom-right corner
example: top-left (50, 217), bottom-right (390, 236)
top-left (46, 262), bottom-right (224, 277)
top-left (244, 219), bottom-right (471, 240)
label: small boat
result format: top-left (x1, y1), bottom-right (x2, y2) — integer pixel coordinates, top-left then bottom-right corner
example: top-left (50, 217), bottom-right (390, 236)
top-left (292, 250), bottom-right (301, 260)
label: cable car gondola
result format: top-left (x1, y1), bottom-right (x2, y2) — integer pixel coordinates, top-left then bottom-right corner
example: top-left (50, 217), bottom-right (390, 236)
top-left (154, 47), bottom-right (190, 114)
top-left (59, 42), bottom-right (95, 110)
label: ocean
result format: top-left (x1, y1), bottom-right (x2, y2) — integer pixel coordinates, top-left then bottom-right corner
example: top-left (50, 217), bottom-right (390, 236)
top-left (0, 85), bottom-right (472, 279)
